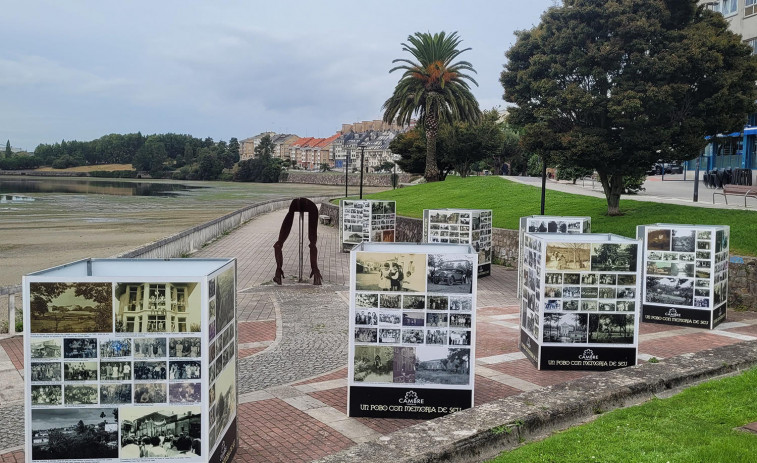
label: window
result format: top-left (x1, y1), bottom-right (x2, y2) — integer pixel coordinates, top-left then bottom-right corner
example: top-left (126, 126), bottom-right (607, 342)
top-left (173, 287), bottom-right (186, 312)
top-left (125, 316), bottom-right (135, 332)
top-left (147, 315), bottom-right (166, 332)
top-left (128, 286), bottom-right (140, 311)
top-left (747, 38), bottom-right (757, 55)
top-left (713, 0), bottom-right (738, 15)
top-left (747, 0), bottom-right (757, 16)
top-left (177, 317), bottom-right (187, 332)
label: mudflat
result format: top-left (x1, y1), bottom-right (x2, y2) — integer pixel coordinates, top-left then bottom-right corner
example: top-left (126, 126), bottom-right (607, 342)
top-left (0, 177), bottom-right (375, 287)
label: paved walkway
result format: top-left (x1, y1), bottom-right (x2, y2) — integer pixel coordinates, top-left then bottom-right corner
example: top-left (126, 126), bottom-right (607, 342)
top-left (1, 205), bottom-right (756, 462)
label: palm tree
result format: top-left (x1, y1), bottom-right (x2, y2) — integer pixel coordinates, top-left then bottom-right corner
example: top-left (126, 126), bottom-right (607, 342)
top-left (383, 31), bottom-right (482, 182)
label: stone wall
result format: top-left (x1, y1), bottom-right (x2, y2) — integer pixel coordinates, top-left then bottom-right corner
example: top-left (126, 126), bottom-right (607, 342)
top-left (282, 171), bottom-right (414, 187)
top-left (729, 256), bottom-right (757, 310)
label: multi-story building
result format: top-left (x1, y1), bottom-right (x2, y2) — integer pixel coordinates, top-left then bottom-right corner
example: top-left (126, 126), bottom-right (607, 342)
top-left (698, 1), bottom-right (757, 171)
top-left (114, 282), bottom-right (200, 333)
top-left (239, 132), bottom-right (275, 161)
top-left (332, 130), bottom-right (401, 171)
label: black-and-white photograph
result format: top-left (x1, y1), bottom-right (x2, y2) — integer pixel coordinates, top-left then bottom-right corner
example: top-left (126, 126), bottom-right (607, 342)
top-left (31, 385), bottom-right (62, 405)
top-left (694, 297), bottom-right (710, 308)
top-left (672, 229), bottom-right (696, 252)
top-left (209, 276), bottom-right (216, 299)
top-left (581, 287), bottom-right (599, 298)
top-left (598, 287), bottom-right (616, 299)
top-left (31, 408), bottom-right (119, 460)
top-left (64, 385), bottom-right (98, 404)
top-left (63, 338), bottom-right (97, 359)
top-left (542, 313), bottom-right (587, 343)
top-left (617, 287), bottom-right (636, 299)
top-left (581, 301), bottom-right (598, 311)
top-left (581, 273), bottom-right (598, 285)
top-left (355, 293), bottom-right (379, 308)
top-left (100, 383), bottom-right (132, 404)
top-left (546, 243), bottom-right (590, 270)
top-left (714, 282), bottom-right (725, 305)
top-left (696, 251), bottom-right (711, 260)
top-left (695, 278), bottom-right (711, 288)
top-left (355, 309), bottom-right (378, 325)
top-left (544, 299), bottom-right (561, 311)
top-left (120, 405), bottom-right (202, 457)
top-left (590, 243), bottom-right (638, 272)
top-left (697, 240), bottom-right (711, 250)
top-left (696, 269), bottom-right (711, 279)
top-left (402, 295), bottom-right (425, 310)
top-left (353, 346), bottom-right (393, 382)
top-left (698, 230), bottom-right (712, 240)
top-left (695, 288), bottom-right (710, 297)
top-left (379, 311), bottom-right (401, 325)
top-left (100, 338), bottom-right (132, 358)
top-left (545, 286), bottom-right (562, 298)
top-left (449, 313), bottom-right (472, 328)
top-left (647, 229), bottom-right (671, 251)
top-left (545, 273), bottom-right (562, 285)
top-left (355, 252), bottom-right (426, 292)
top-left (402, 329), bottom-right (425, 343)
top-left (427, 254), bottom-right (474, 293)
top-left (448, 329), bottom-right (471, 346)
top-left (564, 300), bottom-right (580, 311)
top-left (563, 287), bottom-right (581, 298)
top-left (134, 337), bottom-right (167, 358)
top-left (170, 360), bottom-right (201, 380)
top-left (617, 274), bottom-right (636, 286)
top-left (169, 337), bottom-right (201, 358)
top-left (426, 329), bottom-right (447, 345)
top-left (598, 302), bottom-right (616, 312)
top-left (392, 346), bottom-right (415, 383)
top-left (616, 301), bottom-right (635, 312)
top-left (355, 327), bottom-right (378, 342)
top-left (645, 277), bottom-right (694, 306)
top-left (31, 339), bottom-right (62, 359)
top-left (134, 382), bottom-right (167, 403)
top-left (428, 295), bottom-right (449, 311)
top-left (30, 362), bottom-right (61, 382)
top-left (564, 273), bottom-right (581, 285)
top-left (599, 274), bottom-right (617, 285)
top-left (527, 220), bottom-right (548, 233)
top-left (134, 361), bottom-right (167, 380)
top-left (216, 267), bottom-right (236, 332)
top-left (169, 382), bottom-right (202, 404)
top-left (100, 361), bottom-right (132, 381)
top-left (379, 328), bottom-right (401, 343)
top-left (415, 346), bottom-right (470, 385)
top-left (209, 298), bottom-right (216, 320)
top-left (30, 282), bottom-right (113, 334)
top-left (426, 312), bottom-right (448, 327)
top-left (380, 294), bottom-right (401, 309)
top-left (588, 314), bottom-right (635, 344)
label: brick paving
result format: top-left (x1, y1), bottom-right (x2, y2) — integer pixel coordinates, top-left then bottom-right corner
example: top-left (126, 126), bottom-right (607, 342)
top-left (2, 204), bottom-right (757, 461)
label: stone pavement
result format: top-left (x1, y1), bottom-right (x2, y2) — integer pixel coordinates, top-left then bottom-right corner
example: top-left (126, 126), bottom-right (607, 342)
top-left (1, 205), bottom-right (756, 462)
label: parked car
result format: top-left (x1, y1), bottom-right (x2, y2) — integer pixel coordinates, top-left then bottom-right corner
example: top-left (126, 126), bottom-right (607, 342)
top-left (646, 162), bottom-right (683, 175)
top-left (432, 266), bottom-right (468, 285)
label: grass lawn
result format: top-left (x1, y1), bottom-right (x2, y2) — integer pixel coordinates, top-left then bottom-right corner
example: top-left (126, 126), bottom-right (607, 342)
top-left (346, 176), bottom-right (757, 256)
top-left (489, 366), bottom-right (757, 463)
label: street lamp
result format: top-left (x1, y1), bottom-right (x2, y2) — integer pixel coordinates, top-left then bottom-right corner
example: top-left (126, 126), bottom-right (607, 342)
top-left (359, 145), bottom-right (365, 199)
top-left (344, 147), bottom-right (349, 198)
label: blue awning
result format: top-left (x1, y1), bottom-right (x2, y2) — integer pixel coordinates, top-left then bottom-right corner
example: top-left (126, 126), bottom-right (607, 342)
top-left (744, 127), bottom-right (757, 135)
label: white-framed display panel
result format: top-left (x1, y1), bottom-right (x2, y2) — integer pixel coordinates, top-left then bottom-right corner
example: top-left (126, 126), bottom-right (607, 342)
top-left (519, 233), bottom-right (641, 371)
top-left (423, 209), bottom-right (492, 277)
top-left (347, 243), bottom-right (477, 419)
top-left (636, 224), bottom-right (729, 329)
top-left (23, 258), bottom-right (238, 463)
top-left (518, 216), bottom-right (591, 300)
top-left (340, 200), bottom-right (396, 252)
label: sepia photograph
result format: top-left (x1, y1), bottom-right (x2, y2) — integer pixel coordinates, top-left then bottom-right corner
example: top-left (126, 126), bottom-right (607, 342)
top-left (545, 243), bottom-right (590, 270)
top-left (134, 337), bottom-right (167, 358)
top-left (114, 282), bottom-right (201, 334)
top-left (31, 408), bottom-right (119, 460)
top-left (31, 385), bottom-right (62, 405)
top-left (427, 254), bottom-right (474, 294)
top-left (590, 243), bottom-right (638, 272)
top-left (353, 346), bottom-right (393, 382)
top-left (671, 229), bottom-right (696, 252)
top-left (30, 282), bottom-right (113, 334)
top-left (392, 346), bottom-right (415, 383)
top-left (100, 338), bottom-right (132, 358)
top-left (645, 277), bottom-right (694, 306)
top-left (415, 346), bottom-right (470, 385)
top-left (64, 385), bottom-right (98, 405)
top-left (63, 338), bottom-right (97, 359)
top-left (134, 382), bottom-right (167, 404)
top-left (588, 314), bottom-right (635, 344)
top-left (100, 383), bottom-right (132, 404)
top-left (542, 313), bottom-right (587, 343)
top-left (30, 362), bottom-right (61, 382)
top-left (355, 293), bottom-right (379, 308)
top-left (647, 229), bottom-right (671, 251)
top-left (31, 339), bottom-right (62, 359)
top-left (355, 252), bottom-right (426, 292)
top-left (169, 382), bottom-right (202, 404)
top-left (120, 405), bottom-right (202, 458)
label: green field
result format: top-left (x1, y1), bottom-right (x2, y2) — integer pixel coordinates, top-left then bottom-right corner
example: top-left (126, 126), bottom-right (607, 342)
top-left (346, 176), bottom-right (757, 256)
top-left (489, 366), bottom-right (757, 463)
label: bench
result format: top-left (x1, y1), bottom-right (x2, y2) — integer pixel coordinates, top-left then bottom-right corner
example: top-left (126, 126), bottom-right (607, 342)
top-left (318, 215), bottom-right (332, 225)
top-left (713, 184), bottom-right (757, 207)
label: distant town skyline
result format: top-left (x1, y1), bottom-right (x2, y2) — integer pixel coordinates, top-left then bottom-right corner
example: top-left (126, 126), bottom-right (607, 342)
top-left (1, 0), bottom-right (555, 151)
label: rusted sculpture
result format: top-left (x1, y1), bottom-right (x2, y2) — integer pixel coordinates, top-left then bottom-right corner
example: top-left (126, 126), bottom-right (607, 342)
top-left (273, 197), bottom-right (323, 285)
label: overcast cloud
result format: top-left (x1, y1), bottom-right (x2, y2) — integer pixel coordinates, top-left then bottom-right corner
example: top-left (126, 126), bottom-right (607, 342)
top-left (1, 1), bottom-right (556, 151)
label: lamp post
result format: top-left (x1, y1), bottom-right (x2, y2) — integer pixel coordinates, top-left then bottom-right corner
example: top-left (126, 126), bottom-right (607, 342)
top-left (344, 147), bottom-right (349, 198)
top-left (359, 145), bottom-right (365, 199)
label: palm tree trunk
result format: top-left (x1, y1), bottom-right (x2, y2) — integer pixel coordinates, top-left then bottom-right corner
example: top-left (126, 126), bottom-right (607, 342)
top-left (424, 112), bottom-right (441, 182)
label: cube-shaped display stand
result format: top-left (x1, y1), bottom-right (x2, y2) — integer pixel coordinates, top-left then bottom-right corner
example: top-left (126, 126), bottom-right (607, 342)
top-left (637, 224), bottom-right (729, 329)
top-left (423, 209), bottom-right (492, 277)
top-left (348, 242), bottom-right (477, 419)
top-left (23, 258), bottom-right (238, 463)
top-left (518, 216), bottom-right (592, 300)
top-left (520, 233), bottom-right (641, 371)
top-left (340, 199), bottom-right (396, 252)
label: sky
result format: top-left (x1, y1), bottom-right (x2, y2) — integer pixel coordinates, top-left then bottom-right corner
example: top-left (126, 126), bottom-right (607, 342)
top-left (1, 1), bottom-right (557, 151)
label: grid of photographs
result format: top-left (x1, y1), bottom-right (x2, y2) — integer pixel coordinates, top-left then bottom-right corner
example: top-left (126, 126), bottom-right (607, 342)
top-left (520, 233), bottom-right (641, 360)
top-left (639, 224), bottom-right (729, 318)
top-left (341, 200), bottom-right (396, 248)
top-left (424, 209), bottom-right (492, 270)
top-left (24, 259), bottom-right (237, 462)
top-left (349, 246), bottom-right (476, 390)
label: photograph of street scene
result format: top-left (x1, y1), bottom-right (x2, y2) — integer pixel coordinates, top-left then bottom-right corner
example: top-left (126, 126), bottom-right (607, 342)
top-left (31, 408), bottom-right (119, 460)
top-left (30, 282), bottom-right (112, 334)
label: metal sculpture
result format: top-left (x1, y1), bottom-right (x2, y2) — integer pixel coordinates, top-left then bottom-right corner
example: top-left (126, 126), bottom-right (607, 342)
top-left (273, 197), bottom-right (323, 285)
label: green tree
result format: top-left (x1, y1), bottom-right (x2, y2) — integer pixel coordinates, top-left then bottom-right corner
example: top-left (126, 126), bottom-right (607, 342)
top-left (319, 163), bottom-right (331, 172)
top-left (501, 0), bottom-right (757, 215)
top-left (4, 140), bottom-right (10, 158)
top-left (132, 136), bottom-right (167, 176)
top-left (383, 31), bottom-right (482, 182)
top-left (254, 134), bottom-right (274, 158)
top-left (389, 128), bottom-right (428, 175)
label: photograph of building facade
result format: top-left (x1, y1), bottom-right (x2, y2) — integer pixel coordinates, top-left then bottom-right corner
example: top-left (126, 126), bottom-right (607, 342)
top-left (115, 282), bottom-right (201, 333)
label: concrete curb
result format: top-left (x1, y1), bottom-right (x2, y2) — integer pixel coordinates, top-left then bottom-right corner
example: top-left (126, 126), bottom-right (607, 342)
top-left (316, 340), bottom-right (757, 463)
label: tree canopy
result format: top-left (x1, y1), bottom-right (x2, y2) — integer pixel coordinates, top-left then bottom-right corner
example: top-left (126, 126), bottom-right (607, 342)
top-left (501, 0), bottom-right (757, 215)
top-left (383, 31), bottom-right (482, 182)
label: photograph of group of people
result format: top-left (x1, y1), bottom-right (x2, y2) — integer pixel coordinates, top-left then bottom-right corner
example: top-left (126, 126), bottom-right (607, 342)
top-left (355, 252), bottom-right (426, 292)
top-left (426, 209), bottom-right (492, 269)
top-left (353, 345), bottom-right (472, 386)
top-left (342, 200), bottom-right (396, 245)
